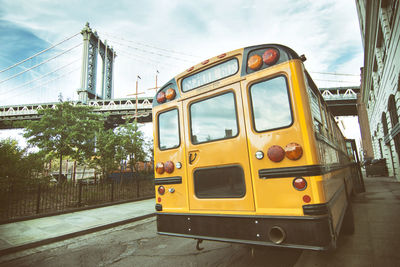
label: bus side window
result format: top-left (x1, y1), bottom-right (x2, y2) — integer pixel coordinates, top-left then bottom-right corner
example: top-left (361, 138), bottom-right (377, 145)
top-left (307, 85), bottom-right (323, 134)
top-left (321, 104), bottom-right (330, 137)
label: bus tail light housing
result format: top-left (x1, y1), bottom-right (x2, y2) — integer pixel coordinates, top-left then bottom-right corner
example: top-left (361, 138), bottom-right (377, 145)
top-left (156, 162), bottom-right (165, 174)
top-left (285, 143), bottom-right (303, 160)
top-left (293, 177), bottom-right (307, 191)
top-left (158, 186), bottom-right (165, 195)
top-left (165, 88), bottom-right (176, 100)
top-left (164, 161), bottom-right (174, 173)
top-left (267, 145), bottom-right (285, 162)
top-left (262, 48), bottom-right (280, 65)
top-left (248, 54), bottom-right (263, 70)
top-left (157, 92), bottom-right (166, 104)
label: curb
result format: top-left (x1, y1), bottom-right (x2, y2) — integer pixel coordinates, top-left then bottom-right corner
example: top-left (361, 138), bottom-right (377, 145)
top-left (0, 196), bottom-right (154, 225)
top-left (0, 213), bottom-right (155, 257)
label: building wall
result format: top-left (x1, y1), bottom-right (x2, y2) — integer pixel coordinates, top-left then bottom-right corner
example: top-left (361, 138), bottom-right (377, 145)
top-left (356, 0), bottom-right (400, 180)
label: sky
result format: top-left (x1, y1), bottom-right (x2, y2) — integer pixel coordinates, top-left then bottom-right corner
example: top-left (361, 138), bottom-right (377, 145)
top-left (0, 0), bottom-right (364, 145)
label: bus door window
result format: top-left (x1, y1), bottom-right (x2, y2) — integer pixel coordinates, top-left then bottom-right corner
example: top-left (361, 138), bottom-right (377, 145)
top-left (158, 109), bottom-right (180, 150)
top-left (249, 76), bottom-right (292, 132)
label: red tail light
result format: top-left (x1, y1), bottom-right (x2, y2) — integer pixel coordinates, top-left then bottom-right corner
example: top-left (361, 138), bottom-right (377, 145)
top-left (262, 48), bottom-right (280, 65)
top-left (157, 92), bottom-right (166, 104)
top-left (293, 177), bottom-right (307, 191)
top-left (165, 88), bottom-right (176, 101)
top-left (267, 145), bottom-right (285, 162)
top-left (156, 162), bottom-right (165, 174)
top-left (158, 186), bottom-right (165, 195)
top-left (164, 161), bottom-right (174, 173)
top-left (303, 195), bottom-right (311, 203)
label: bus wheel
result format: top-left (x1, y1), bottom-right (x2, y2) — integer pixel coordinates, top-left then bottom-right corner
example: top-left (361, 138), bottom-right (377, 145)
top-left (341, 202), bottom-right (355, 235)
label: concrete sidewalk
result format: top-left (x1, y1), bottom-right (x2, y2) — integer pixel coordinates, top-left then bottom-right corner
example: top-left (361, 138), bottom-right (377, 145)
top-left (0, 198), bottom-right (155, 256)
top-left (295, 175), bottom-right (400, 266)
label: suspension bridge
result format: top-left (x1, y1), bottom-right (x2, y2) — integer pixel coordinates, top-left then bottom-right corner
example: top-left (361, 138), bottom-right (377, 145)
top-left (0, 23), bottom-right (360, 129)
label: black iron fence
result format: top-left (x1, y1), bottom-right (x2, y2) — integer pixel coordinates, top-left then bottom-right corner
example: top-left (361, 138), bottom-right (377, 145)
top-left (0, 178), bottom-right (155, 223)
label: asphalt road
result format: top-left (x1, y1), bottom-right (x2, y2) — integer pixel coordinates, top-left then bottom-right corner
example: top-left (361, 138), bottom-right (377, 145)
top-left (0, 217), bottom-right (302, 267)
top-left (1, 176), bottom-right (399, 267)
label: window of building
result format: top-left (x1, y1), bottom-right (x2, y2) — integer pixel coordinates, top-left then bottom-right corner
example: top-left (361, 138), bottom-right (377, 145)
top-left (382, 112), bottom-right (389, 136)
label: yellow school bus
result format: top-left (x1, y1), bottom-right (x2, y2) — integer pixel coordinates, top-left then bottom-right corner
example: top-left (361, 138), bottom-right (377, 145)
top-left (152, 44), bottom-right (362, 250)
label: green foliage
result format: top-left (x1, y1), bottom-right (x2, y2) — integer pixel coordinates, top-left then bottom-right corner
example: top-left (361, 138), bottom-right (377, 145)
top-left (90, 121), bottom-right (150, 179)
top-left (116, 121), bottom-right (147, 173)
top-left (23, 102), bottom-right (103, 178)
top-left (91, 128), bottom-right (123, 178)
top-left (0, 138), bottom-right (46, 190)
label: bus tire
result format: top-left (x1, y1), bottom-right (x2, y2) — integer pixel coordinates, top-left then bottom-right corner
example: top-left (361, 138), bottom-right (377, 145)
top-left (341, 202), bottom-right (355, 235)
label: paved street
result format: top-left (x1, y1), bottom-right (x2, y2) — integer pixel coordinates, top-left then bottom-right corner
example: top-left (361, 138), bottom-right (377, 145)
top-left (0, 176), bottom-right (399, 266)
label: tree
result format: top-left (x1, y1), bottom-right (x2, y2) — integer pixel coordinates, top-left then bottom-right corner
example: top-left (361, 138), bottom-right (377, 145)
top-left (23, 102), bottom-right (102, 180)
top-left (91, 128), bottom-right (125, 179)
top-left (0, 138), bottom-right (46, 190)
top-left (117, 122), bottom-right (147, 174)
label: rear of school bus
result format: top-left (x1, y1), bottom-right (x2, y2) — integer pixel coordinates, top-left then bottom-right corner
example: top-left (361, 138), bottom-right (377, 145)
top-left (153, 44), bottom-right (344, 250)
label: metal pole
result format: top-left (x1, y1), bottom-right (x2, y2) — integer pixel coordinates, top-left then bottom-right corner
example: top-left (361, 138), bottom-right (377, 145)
top-left (135, 75), bottom-right (141, 121)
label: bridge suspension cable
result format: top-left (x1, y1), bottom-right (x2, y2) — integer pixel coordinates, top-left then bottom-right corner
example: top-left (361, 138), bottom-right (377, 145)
top-left (314, 79), bottom-right (359, 84)
top-left (0, 43), bottom-right (82, 85)
top-left (1, 58), bottom-right (81, 95)
top-left (3, 67), bottom-right (80, 99)
top-left (0, 32), bottom-right (81, 74)
top-left (106, 38), bottom-right (195, 63)
top-left (310, 71), bottom-right (359, 77)
top-left (101, 32), bottom-right (201, 59)
top-left (117, 48), bottom-right (184, 69)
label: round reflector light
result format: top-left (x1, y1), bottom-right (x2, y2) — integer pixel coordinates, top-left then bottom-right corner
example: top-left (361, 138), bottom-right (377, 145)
top-left (165, 161), bottom-right (174, 173)
top-left (157, 91), bottom-right (166, 104)
top-left (255, 151), bottom-right (264, 160)
top-left (165, 88), bottom-right (176, 100)
top-left (285, 143), bottom-right (303, 160)
top-left (267, 145), bottom-right (285, 162)
top-left (303, 195), bottom-right (311, 203)
top-left (293, 177), bottom-right (307, 191)
top-left (262, 48), bottom-right (280, 65)
top-left (155, 162), bottom-right (165, 174)
top-left (175, 162), bottom-right (182, 169)
top-left (158, 186), bottom-right (165, 195)
top-left (217, 53), bottom-right (226, 58)
top-left (248, 54), bottom-right (263, 70)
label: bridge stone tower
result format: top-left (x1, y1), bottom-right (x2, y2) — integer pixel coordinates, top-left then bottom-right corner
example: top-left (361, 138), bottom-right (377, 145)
top-left (77, 23), bottom-right (115, 103)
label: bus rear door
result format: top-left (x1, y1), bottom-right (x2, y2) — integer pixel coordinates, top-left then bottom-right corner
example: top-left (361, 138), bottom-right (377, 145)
top-left (182, 82), bottom-right (255, 212)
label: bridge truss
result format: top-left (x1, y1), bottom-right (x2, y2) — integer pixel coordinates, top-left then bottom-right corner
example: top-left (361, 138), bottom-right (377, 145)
top-left (0, 97), bottom-right (153, 129)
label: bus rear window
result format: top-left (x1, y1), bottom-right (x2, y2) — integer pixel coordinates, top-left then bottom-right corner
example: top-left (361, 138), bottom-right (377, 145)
top-left (182, 59), bottom-right (239, 92)
top-left (249, 76), bottom-right (292, 132)
top-left (190, 92), bottom-right (238, 144)
top-left (158, 109), bottom-right (180, 150)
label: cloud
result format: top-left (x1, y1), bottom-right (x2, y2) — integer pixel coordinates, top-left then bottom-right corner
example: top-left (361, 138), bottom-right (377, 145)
top-left (0, 20), bottom-right (50, 65)
top-left (0, 0), bottom-right (364, 105)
